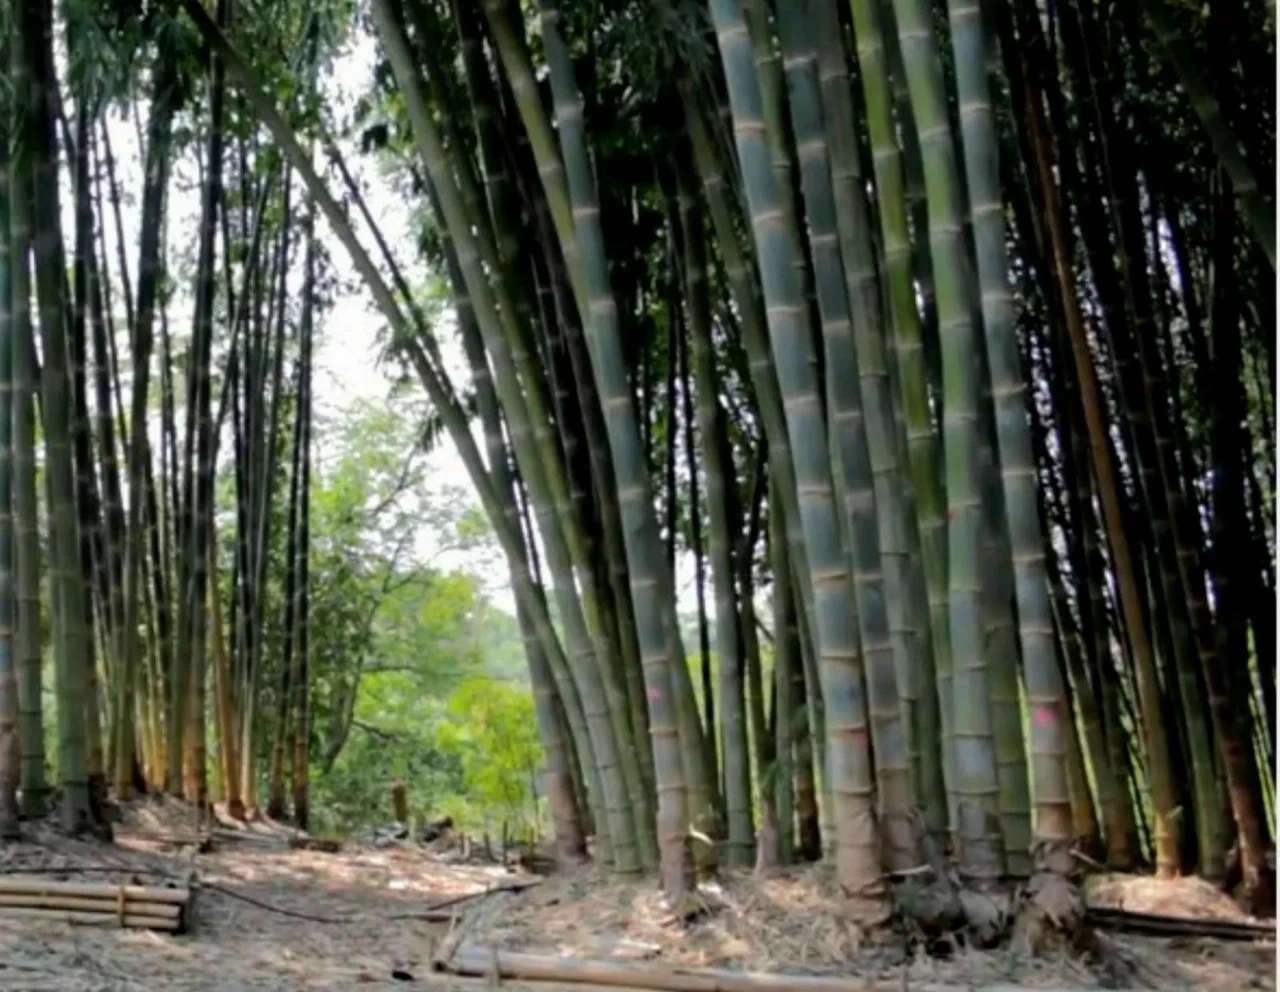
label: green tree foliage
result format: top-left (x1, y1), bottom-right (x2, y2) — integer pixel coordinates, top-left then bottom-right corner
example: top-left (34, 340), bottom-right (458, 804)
top-left (293, 398), bottom-right (528, 833)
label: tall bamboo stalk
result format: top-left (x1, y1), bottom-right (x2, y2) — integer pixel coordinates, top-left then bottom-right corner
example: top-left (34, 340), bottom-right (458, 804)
top-left (0, 82), bottom-right (18, 836)
top-left (18, 0), bottom-right (94, 831)
top-left (945, 0), bottom-right (1074, 877)
top-left (678, 174), bottom-right (752, 867)
top-left (709, 0), bottom-right (884, 911)
top-left (888, 0), bottom-right (1005, 882)
top-left (1022, 66), bottom-right (1181, 876)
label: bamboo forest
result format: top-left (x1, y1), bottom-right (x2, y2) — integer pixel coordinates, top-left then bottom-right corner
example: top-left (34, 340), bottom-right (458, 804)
top-left (0, 0), bottom-right (1275, 985)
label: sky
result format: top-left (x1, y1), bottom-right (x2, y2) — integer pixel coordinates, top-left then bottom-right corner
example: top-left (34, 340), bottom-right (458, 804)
top-left (92, 18), bottom-right (706, 622)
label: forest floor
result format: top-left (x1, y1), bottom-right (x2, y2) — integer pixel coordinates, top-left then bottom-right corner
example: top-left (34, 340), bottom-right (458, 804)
top-left (0, 798), bottom-right (1273, 991)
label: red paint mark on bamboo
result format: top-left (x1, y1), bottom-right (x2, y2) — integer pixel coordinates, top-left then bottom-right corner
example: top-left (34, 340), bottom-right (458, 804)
top-left (1033, 705), bottom-right (1058, 730)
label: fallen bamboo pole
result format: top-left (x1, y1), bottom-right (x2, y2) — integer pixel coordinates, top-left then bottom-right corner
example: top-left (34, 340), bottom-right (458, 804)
top-left (444, 943), bottom-right (895, 992)
top-left (0, 906), bottom-right (180, 931)
top-left (1086, 906), bottom-right (1276, 941)
top-left (423, 974), bottom-right (1137, 992)
top-left (0, 878), bottom-right (189, 905)
top-left (442, 944), bottom-right (1138, 992)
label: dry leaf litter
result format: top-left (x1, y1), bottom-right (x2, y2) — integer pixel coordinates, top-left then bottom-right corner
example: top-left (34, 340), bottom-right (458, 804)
top-left (0, 798), bottom-right (1272, 991)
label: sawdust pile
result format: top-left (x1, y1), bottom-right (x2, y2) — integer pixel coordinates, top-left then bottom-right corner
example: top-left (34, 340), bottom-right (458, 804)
top-left (1084, 872), bottom-right (1256, 922)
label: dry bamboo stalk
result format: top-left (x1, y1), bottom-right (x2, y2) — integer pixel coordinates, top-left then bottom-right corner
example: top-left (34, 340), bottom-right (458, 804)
top-left (0, 893), bottom-right (182, 918)
top-left (0, 906), bottom-right (180, 931)
top-left (0, 878), bottom-right (189, 905)
top-left (445, 944), bottom-right (1131, 992)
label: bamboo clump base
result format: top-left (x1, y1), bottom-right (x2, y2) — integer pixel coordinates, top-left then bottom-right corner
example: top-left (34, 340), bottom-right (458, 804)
top-left (0, 877), bottom-right (192, 933)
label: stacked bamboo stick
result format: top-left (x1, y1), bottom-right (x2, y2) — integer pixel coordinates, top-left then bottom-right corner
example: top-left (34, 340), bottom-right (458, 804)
top-left (0, 878), bottom-right (191, 932)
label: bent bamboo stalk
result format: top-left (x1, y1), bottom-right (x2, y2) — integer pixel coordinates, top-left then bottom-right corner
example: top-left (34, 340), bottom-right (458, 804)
top-left (0, 878), bottom-right (189, 904)
top-left (0, 906), bottom-right (180, 930)
top-left (443, 943), bottom-right (1132, 992)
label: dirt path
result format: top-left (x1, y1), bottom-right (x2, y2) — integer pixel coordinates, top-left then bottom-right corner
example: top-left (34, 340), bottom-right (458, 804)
top-left (0, 825), bottom-right (513, 991)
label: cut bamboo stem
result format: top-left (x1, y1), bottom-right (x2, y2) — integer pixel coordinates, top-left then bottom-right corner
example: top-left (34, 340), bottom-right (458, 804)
top-left (0, 893), bottom-right (182, 918)
top-left (0, 878), bottom-right (189, 904)
top-left (0, 906), bottom-right (180, 930)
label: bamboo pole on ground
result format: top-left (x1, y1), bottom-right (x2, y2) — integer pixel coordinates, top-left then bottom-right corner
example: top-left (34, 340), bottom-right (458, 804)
top-left (0, 878), bottom-right (189, 903)
top-left (0, 906), bottom-right (180, 930)
top-left (0, 893), bottom-right (181, 918)
top-left (0, 877), bottom-right (190, 932)
top-left (440, 943), bottom-right (1141, 992)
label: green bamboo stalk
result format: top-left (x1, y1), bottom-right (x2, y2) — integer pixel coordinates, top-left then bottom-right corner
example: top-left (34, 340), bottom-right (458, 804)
top-left (16, 0), bottom-right (92, 831)
top-left (0, 82), bottom-right (18, 836)
top-left (337, 117), bottom-right (605, 857)
top-left (8, 124), bottom-right (44, 819)
top-left (846, 0), bottom-right (955, 833)
top-left (459, 261), bottom-right (588, 863)
top-left (678, 176), bottom-right (753, 867)
top-left (770, 488), bottom-right (796, 864)
top-left (680, 89), bottom-right (834, 841)
top-left (1204, 172), bottom-right (1271, 902)
top-left (777, 0), bottom-right (920, 872)
top-left (410, 0), bottom-right (662, 862)
top-left (290, 215), bottom-right (314, 829)
top-left (679, 87), bottom-right (821, 686)
top-left (1021, 75), bottom-right (1181, 876)
top-left (372, 0), bottom-right (647, 873)
top-left (887, 0), bottom-right (1004, 883)
top-left (451, 0), bottom-right (653, 803)
top-left (537, 1), bottom-right (695, 891)
top-left (812, 0), bottom-right (947, 840)
top-left (874, 0), bottom-right (940, 387)
top-left (945, 0), bottom-right (1073, 877)
top-left (710, 0), bottom-right (885, 911)
top-left (115, 47), bottom-right (179, 799)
